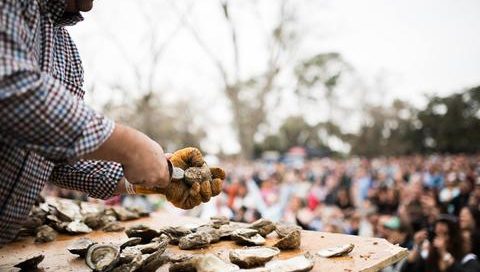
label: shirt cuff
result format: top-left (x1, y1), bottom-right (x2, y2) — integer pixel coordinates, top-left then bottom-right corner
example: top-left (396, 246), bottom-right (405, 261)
top-left (71, 114), bottom-right (115, 159)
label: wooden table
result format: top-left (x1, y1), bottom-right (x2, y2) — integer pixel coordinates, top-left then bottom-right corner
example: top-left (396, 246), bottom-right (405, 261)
top-left (0, 212), bottom-right (408, 272)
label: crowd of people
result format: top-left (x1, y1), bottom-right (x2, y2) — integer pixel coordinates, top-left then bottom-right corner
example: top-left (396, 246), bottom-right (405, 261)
top-left (44, 154), bottom-right (480, 271)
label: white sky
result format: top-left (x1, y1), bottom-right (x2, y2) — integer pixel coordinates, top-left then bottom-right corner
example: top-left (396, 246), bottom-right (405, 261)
top-left (70, 0), bottom-right (480, 153)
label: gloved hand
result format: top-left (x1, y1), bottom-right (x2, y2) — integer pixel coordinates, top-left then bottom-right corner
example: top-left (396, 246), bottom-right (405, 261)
top-left (131, 147), bottom-right (225, 210)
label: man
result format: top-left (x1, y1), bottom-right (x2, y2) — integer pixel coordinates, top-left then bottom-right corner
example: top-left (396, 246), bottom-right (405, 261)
top-left (0, 0), bottom-right (221, 245)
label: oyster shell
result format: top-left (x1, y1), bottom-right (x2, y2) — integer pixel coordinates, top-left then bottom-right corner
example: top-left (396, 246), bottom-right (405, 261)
top-left (169, 258), bottom-right (197, 272)
top-left (48, 198), bottom-right (82, 222)
top-left (230, 246), bottom-right (281, 268)
top-left (196, 225), bottom-right (221, 243)
top-left (112, 252), bottom-right (142, 272)
top-left (273, 229), bottom-right (301, 250)
top-left (316, 243), bottom-right (354, 258)
top-left (125, 224), bottom-right (159, 243)
top-left (130, 239), bottom-right (168, 254)
top-left (250, 219), bottom-right (276, 237)
top-left (35, 225), bottom-right (57, 243)
top-left (66, 220), bottom-right (92, 234)
top-left (209, 216), bottom-right (230, 228)
top-left (119, 237), bottom-right (142, 250)
top-left (102, 221), bottom-right (125, 232)
top-left (68, 237), bottom-right (96, 257)
top-left (112, 206), bottom-right (140, 221)
top-left (179, 232), bottom-right (211, 250)
top-left (196, 254), bottom-right (239, 272)
top-left (14, 253), bottom-right (44, 271)
top-left (275, 224), bottom-right (302, 238)
top-left (158, 226), bottom-right (192, 244)
top-left (232, 228), bottom-right (266, 246)
top-left (118, 247), bottom-right (142, 264)
top-left (86, 244), bottom-right (120, 272)
top-left (139, 247), bottom-right (170, 272)
top-left (265, 254), bottom-right (314, 272)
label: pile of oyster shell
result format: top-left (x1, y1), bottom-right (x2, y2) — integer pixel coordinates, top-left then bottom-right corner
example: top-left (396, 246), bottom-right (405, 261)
top-left (60, 216), bottom-right (314, 272)
top-left (16, 196), bottom-right (150, 244)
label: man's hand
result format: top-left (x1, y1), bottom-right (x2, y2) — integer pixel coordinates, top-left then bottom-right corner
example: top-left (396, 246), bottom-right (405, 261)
top-left (164, 147), bottom-right (225, 209)
top-left (83, 123), bottom-right (170, 188)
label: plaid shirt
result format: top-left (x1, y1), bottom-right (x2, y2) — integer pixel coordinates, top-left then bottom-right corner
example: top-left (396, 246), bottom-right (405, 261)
top-left (0, 0), bottom-right (124, 245)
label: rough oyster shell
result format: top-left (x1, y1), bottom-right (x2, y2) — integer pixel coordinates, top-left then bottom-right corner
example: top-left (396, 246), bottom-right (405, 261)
top-left (179, 232), bottom-right (211, 250)
top-left (275, 224), bottom-right (302, 238)
top-left (229, 246), bottom-right (281, 268)
top-left (112, 206), bottom-right (140, 221)
top-left (102, 221), bottom-right (125, 232)
top-left (35, 225), bottom-right (57, 243)
top-left (265, 254), bottom-right (314, 272)
top-left (138, 247), bottom-right (170, 272)
top-left (130, 239), bottom-right (168, 254)
top-left (86, 244), bottom-right (120, 272)
top-left (125, 224), bottom-right (159, 243)
top-left (68, 237), bottom-right (96, 257)
top-left (250, 219), bottom-right (276, 237)
top-left (273, 229), bottom-right (301, 250)
top-left (209, 216), bottom-right (230, 228)
top-left (316, 243), bottom-right (354, 258)
top-left (158, 226), bottom-right (192, 245)
top-left (232, 228), bottom-right (266, 246)
top-left (14, 253), bottom-right (44, 270)
top-left (196, 225), bottom-right (221, 243)
top-left (119, 237), bottom-right (142, 250)
top-left (66, 220), bottom-right (92, 234)
top-left (118, 247), bottom-right (142, 264)
top-left (196, 254), bottom-right (239, 272)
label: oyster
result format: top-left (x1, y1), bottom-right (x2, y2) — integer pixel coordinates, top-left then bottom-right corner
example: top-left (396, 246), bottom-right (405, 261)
top-left (165, 250), bottom-right (195, 263)
top-left (250, 219), bottom-right (276, 237)
top-left (158, 226), bottom-right (192, 245)
top-left (68, 237), bottom-right (96, 257)
top-left (112, 206), bottom-right (140, 221)
top-left (179, 232), bottom-right (211, 250)
top-left (139, 247), bottom-right (170, 272)
top-left (80, 202), bottom-right (105, 216)
top-left (86, 244), bottom-right (120, 272)
top-left (232, 228), bottom-right (266, 246)
top-left (35, 225), bottom-right (57, 243)
top-left (118, 247), bottom-right (142, 264)
top-left (275, 224), bottom-right (302, 238)
top-left (169, 258), bottom-right (197, 272)
top-left (209, 216), bottom-right (230, 228)
top-left (273, 229), bottom-right (301, 250)
top-left (218, 222), bottom-right (247, 239)
top-left (112, 252), bottom-right (142, 272)
top-left (48, 198), bottom-right (82, 221)
top-left (119, 237), bottom-right (142, 250)
top-left (316, 243), bottom-right (354, 258)
top-left (196, 254), bottom-right (239, 272)
top-left (230, 247), bottom-right (281, 268)
top-left (46, 214), bottom-right (68, 232)
top-left (265, 254), bottom-right (314, 272)
top-left (125, 224), bottom-right (159, 243)
top-left (102, 221), bottom-right (125, 232)
top-left (196, 225), bottom-right (221, 243)
top-left (66, 220), bottom-right (92, 234)
top-left (130, 239), bottom-right (168, 254)
top-left (14, 254), bottom-right (44, 271)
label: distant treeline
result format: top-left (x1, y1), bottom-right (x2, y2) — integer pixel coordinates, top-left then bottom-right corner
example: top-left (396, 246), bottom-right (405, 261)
top-left (255, 86), bottom-right (480, 158)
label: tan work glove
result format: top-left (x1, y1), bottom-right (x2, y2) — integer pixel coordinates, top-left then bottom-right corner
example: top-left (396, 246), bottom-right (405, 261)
top-left (133, 147), bottom-right (225, 210)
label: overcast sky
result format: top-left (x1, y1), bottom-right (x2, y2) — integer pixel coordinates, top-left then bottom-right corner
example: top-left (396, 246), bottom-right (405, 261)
top-left (70, 0), bottom-right (480, 153)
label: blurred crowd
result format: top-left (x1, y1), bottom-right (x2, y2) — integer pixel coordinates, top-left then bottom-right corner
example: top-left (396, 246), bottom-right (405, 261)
top-left (44, 154), bottom-right (480, 272)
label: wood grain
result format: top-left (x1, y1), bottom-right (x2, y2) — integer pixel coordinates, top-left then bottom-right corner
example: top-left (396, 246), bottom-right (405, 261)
top-left (0, 212), bottom-right (408, 272)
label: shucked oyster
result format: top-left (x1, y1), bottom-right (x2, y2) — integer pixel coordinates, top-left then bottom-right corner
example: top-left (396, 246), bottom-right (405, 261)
top-left (68, 237), bottom-right (96, 257)
top-left (273, 229), bottom-right (301, 250)
top-left (265, 254), bottom-right (314, 272)
top-left (232, 228), bottom-right (266, 246)
top-left (249, 219), bottom-right (276, 237)
top-left (179, 232), bottom-right (211, 250)
top-left (86, 244), bottom-right (120, 272)
top-left (66, 220), bottom-right (92, 234)
top-left (316, 243), bottom-right (354, 258)
top-left (14, 254), bottom-right (44, 271)
top-left (230, 247), bottom-right (281, 268)
top-left (35, 225), bottom-right (57, 243)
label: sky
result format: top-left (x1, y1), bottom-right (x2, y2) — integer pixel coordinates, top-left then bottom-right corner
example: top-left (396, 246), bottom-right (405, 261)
top-left (69, 0), bottom-right (480, 153)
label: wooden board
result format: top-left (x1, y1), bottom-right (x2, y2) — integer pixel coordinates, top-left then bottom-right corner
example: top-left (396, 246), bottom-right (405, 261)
top-left (0, 212), bottom-right (408, 272)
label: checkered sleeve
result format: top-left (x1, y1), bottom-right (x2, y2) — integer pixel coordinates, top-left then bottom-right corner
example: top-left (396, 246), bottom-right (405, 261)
top-left (49, 160), bottom-right (124, 200)
top-left (0, 1), bottom-right (114, 161)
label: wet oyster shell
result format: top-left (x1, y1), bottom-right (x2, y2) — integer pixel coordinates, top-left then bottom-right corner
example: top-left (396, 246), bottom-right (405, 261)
top-left (35, 225), bottom-right (57, 243)
top-left (14, 253), bottom-right (44, 270)
top-left (179, 232), bottom-right (211, 250)
top-left (125, 224), bottom-right (159, 243)
top-left (86, 244), bottom-right (120, 272)
top-left (230, 246), bottom-right (281, 268)
top-left (265, 254), bottom-right (314, 272)
top-left (119, 237), bottom-right (142, 250)
top-left (250, 219), bottom-right (276, 237)
top-left (68, 237), bottom-right (96, 257)
top-left (273, 229), bottom-right (301, 250)
top-left (316, 243), bottom-right (354, 258)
